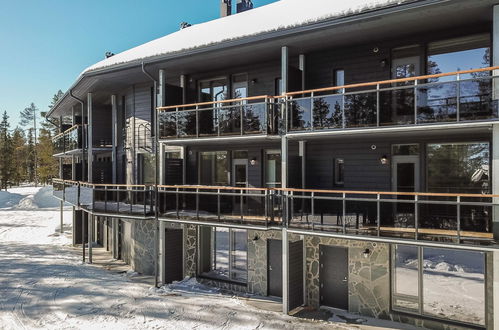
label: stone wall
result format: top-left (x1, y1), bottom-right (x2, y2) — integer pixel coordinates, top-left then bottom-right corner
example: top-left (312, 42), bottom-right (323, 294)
top-left (184, 224), bottom-right (197, 277)
top-left (131, 220), bottom-right (155, 275)
top-left (304, 236), bottom-right (390, 319)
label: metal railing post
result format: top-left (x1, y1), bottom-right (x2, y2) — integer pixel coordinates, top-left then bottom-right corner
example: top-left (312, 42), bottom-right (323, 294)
top-left (342, 192), bottom-right (346, 234)
top-left (414, 79), bottom-right (418, 124)
top-left (377, 193), bottom-right (381, 236)
top-left (376, 84), bottom-right (380, 127)
top-left (196, 188), bottom-right (200, 220)
top-left (414, 195), bottom-right (419, 240)
top-left (217, 189), bottom-right (221, 222)
top-left (456, 73), bottom-right (461, 122)
top-left (456, 196), bottom-right (461, 243)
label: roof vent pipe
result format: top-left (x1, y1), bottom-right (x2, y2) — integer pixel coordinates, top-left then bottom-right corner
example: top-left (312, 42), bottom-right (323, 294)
top-left (105, 52), bottom-right (115, 59)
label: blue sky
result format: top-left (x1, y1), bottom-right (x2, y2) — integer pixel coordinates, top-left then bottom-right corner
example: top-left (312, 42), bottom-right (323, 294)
top-left (0, 0), bottom-right (278, 127)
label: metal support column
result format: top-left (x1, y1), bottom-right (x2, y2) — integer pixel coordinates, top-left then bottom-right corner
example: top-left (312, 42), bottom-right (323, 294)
top-left (87, 93), bottom-right (93, 183)
top-left (299, 54), bottom-right (305, 90)
top-left (493, 124), bottom-right (499, 241)
top-left (281, 45), bottom-right (290, 315)
top-left (82, 212), bottom-right (86, 262)
top-left (111, 94), bottom-right (118, 184)
top-left (88, 214), bottom-right (93, 264)
top-left (60, 200), bottom-right (64, 234)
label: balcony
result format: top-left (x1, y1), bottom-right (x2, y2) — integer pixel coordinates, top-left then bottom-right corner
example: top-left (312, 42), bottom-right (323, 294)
top-left (52, 125), bottom-right (84, 155)
top-left (157, 95), bottom-right (277, 140)
top-left (286, 67), bottom-right (499, 133)
top-left (52, 179), bottom-right (496, 245)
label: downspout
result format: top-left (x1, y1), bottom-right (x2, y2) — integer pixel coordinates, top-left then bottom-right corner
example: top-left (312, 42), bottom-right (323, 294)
top-left (141, 62), bottom-right (160, 288)
top-left (69, 90), bottom-right (86, 182)
top-left (69, 89), bottom-right (86, 263)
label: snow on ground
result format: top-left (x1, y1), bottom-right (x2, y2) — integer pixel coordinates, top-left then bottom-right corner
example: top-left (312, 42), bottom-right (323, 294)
top-left (0, 186), bottom-right (364, 330)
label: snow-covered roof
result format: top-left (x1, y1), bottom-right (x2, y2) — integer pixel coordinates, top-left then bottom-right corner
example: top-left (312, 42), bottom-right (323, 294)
top-left (84, 0), bottom-right (411, 74)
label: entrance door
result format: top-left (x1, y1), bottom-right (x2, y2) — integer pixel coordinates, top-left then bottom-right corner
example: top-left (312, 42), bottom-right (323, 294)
top-left (392, 155), bottom-right (420, 193)
top-left (319, 245), bottom-right (348, 310)
top-left (232, 159), bottom-right (248, 216)
top-left (164, 228), bottom-right (184, 283)
top-left (268, 239), bottom-right (282, 297)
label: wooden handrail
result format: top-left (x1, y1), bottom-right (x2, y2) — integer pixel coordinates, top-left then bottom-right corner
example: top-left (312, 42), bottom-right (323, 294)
top-left (157, 95), bottom-right (274, 111)
top-left (52, 124), bottom-right (81, 140)
top-left (285, 66), bottom-right (499, 97)
top-left (158, 184), bottom-right (268, 191)
top-left (53, 179), bottom-right (499, 198)
top-left (275, 187), bottom-right (499, 198)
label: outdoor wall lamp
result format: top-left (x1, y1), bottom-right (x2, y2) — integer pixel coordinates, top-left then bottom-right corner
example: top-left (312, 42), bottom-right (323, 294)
top-left (250, 157), bottom-right (257, 166)
top-left (363, 248), bottom-right (371, 258)
top-left (251, 78), bottom-right (258, 85)
top-left (252, 234), bottom-right (260, 241)
top-left (380, 155), bottom-right (389, 165)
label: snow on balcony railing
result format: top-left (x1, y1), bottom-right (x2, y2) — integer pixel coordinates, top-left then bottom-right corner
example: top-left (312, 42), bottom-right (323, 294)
top-left (284, 66), bottom-right (499, 132)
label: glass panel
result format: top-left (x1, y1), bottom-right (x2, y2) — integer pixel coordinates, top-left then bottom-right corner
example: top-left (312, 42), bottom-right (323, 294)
top-left (159, 112), bottom-right (177, 138)
top-left (427, 143), bottom-right (489, 194)
top-left (243, 103), bottom-right (266, 134)
top-left (289, 98), bottom-right (311, 130)
top-left (177, 111), bottom-right (197, 137)
top-left (265, 151), bottom-right (281, 188)
top-left (397, 163), bottom-right (415, 192)
top-left (427, 47), bottom-right (490, 83)
top-left (219, 105), bottom-right (241, 135)
top-left (199, 151), bottom-right (228, 186)
top-left (344, 92), bottom-right (377, 127)
top-left (140, 153), bottom-right (155, 185)
top-left (422, 248), bottom-right (485, 326)
top-left (392, 144), bottom-right (419, 156)
top-left (417, 82), bottom-right (457, 123)
top-left (231, 229), bottom-right (247, 282)
top-left (460, 77), bottom-right (498, 120)
top-left (214, 227), bottom-right (229, 279)
top-left (312, 95), bottom-right (343, 129)
top-left (379, 88), bottom-right (415, 125)
top-left (234, 164), bottom-right (247, 187)
top-left (392, 245), bottom-right (419, 312)
top-left (198, 109), bottom-right (217, 136)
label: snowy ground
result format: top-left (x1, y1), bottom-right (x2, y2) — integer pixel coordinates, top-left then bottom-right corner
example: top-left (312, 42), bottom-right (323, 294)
top-left (0, 186), bottom-right (374, 330)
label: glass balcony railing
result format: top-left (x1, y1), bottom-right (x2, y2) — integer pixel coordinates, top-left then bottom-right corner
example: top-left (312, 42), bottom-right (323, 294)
top-left (52, 125), bottom-right (84, 155)
top-left (286, 67), bottom-right (499, 132)
top-left (52, 179), bottom-right (496, 245)
top-left (157, 95), bottom-right (277, 139)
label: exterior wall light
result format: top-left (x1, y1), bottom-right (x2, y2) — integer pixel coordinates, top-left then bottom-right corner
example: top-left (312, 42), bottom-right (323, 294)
top-left (380, 155), bottom-right (389, 165)
top-left (363, 248), bottom-right (371, 258)
top-left (250, 157), bottom-right (257, 166)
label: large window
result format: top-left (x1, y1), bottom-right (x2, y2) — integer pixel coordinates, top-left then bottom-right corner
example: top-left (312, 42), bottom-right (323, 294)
top-left (199, 227), bottom-right (248, 283)
top-left (427, 142), bottom-right (489, 194)
top-left (265, 150), bottom-right (281, 188)
top-left (199, 151), bottom-right (228, 186)
top-left (392, 245), bottom-right (486, 326)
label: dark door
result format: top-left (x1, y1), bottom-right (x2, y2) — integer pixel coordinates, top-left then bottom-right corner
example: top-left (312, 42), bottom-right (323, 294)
top-left (288, 240), bottom-right (304, 310)
top-left (319, 245), bottom-right (348, 310)
top-left (164, 228), bottom-right (184, 283)
top-left (268, 239), bottom-right (282, 297)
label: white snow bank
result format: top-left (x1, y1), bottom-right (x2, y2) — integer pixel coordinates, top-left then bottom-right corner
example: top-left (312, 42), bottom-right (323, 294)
top-left (0, 190), bottom-right (24, 209)
top-left (33, 186), bottom-right (62, 208)
top-left (85, 0), bottom-right (410, 73)
top-left (153, 277), bottom-right (221, 295)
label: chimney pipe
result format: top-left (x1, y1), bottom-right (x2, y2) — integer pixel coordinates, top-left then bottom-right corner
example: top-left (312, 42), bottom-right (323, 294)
top-left (221, 0), bottom-right (232, 17)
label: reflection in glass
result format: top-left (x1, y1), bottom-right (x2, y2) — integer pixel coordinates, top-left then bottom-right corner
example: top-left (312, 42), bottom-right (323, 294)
top-left (344, 92), bottom-right (377, 127)
top-left (392, 245), bottom-right (419, 311)
top-left (379, 89), bottom-right (414, 125)
top-left (177, 111), bottom-right (197, 137)
top-left (199, 151), bottom-right (228, 186)
top-left (265, 151), bottom-right (281, 188)
top-left (231, 229), bottom-right (248, 282)
top-left (289, 98), bottom-right (311, 130)
top-left (422, 247), bottom-right (485, 326)
top-left (313, 95), bottom-right (343, 129)
top-left (243, 103), bottom-right (266, 134)
top-left (417, 82), bottom-right (457, 123)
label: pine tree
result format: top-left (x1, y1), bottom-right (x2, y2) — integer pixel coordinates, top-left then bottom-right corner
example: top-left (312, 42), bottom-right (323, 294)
top-left (41, 90), bottom-right (64, 135)
top-left (0, 112), bottom-right (13, 190)
top-left (20, 103), bottom-right (39, 186)
top-left (37, 128), bottom-right (58, 184)
top-left (11, 127), bottom-right (26, 185)
top-left (25, 129), bottom-right (36, 183)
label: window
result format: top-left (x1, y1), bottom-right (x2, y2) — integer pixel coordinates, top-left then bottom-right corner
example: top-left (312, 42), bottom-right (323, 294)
top-left (137, 153), bottom-right (155, 185)
top-left (199, 151), bottom-right (228, 186)
top-left (427, 34), bottom-right (490, 81)
top-left (427, 142), bottom-right (489, 194)
top-left (333, 69), bottom-right (345, 87)
top-left (392, 144), bottom-right (419, 156)
top-left (391, 245), bottom-right (485, 326)
top-left (199, 227), bottom-right (248, 283)
top-left (334, 158), bottom-right (344, 186)
top-left (265, 150), bottom-right (281, 188)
